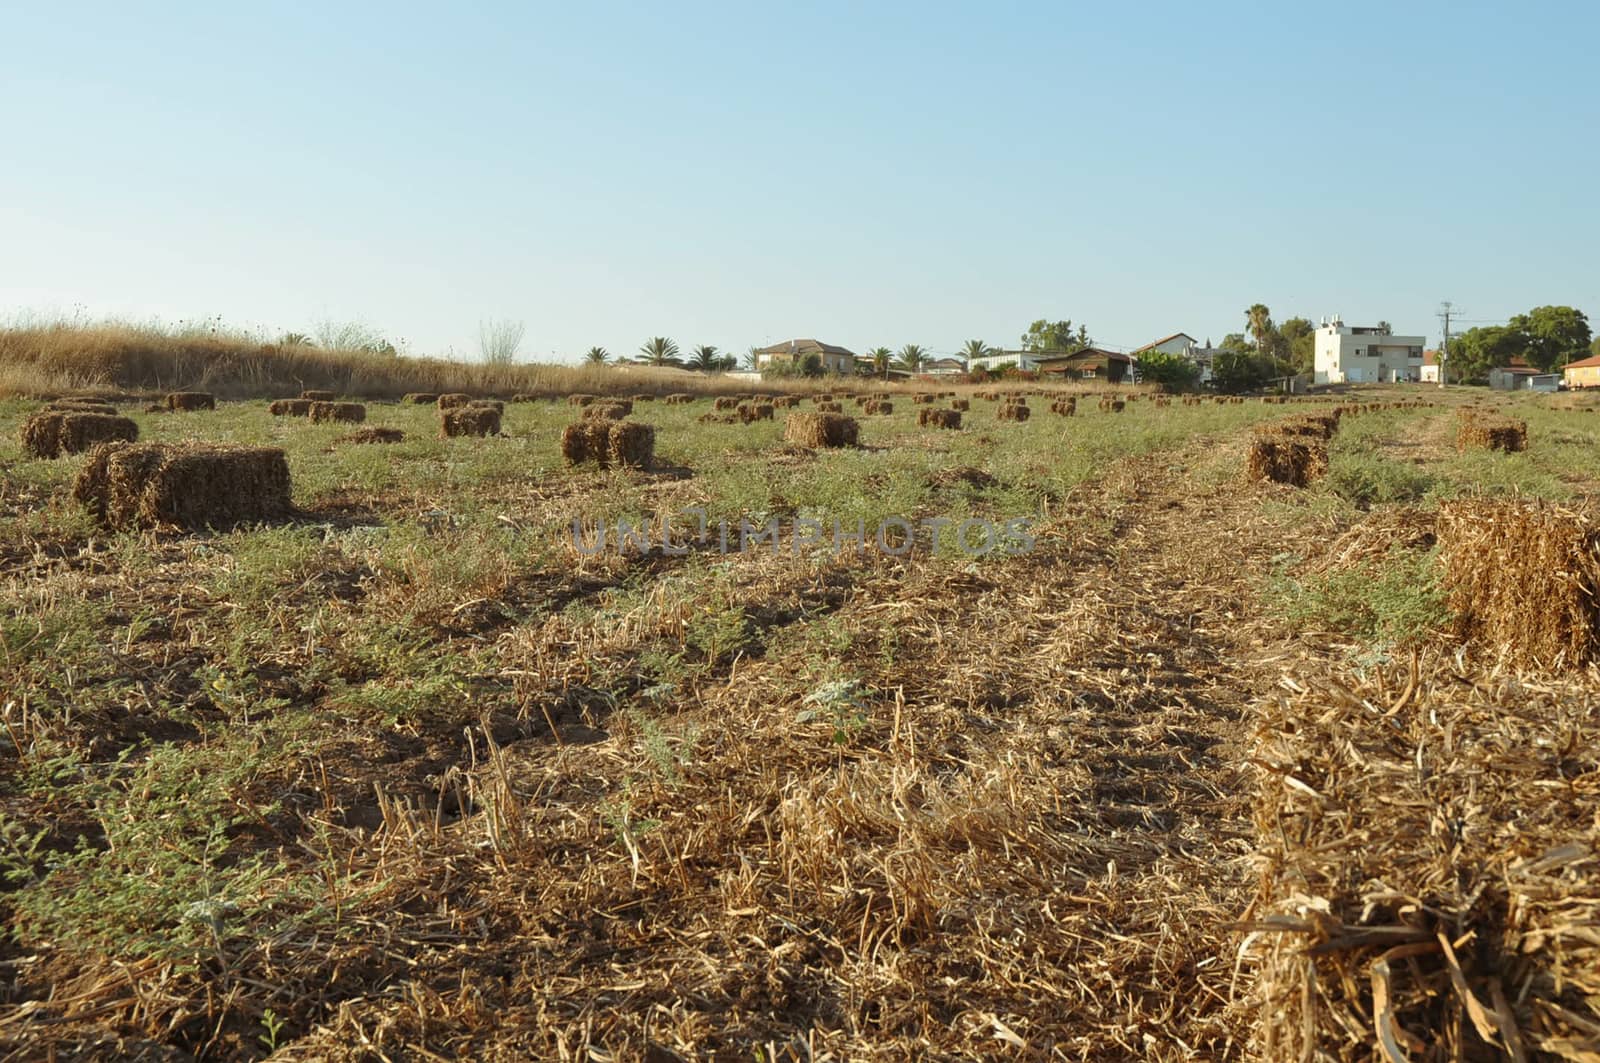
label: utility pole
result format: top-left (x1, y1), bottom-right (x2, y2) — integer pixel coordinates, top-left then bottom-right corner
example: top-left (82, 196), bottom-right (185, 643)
top-left (1436, 300), bottom-right (1455, 388)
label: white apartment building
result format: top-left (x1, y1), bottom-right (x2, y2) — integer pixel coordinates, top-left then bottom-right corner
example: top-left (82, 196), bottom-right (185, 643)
top-left (1313, 317), bottom-right (1425, 384)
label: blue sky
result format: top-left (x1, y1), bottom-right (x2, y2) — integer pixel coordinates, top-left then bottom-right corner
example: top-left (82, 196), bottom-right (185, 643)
top-left (2, 1), bottom-right (1595, 361)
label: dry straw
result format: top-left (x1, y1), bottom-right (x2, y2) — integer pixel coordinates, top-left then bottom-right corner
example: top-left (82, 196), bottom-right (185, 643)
top-left (401, 392), bottom-right (438, 404)
top-left (300, 388), bottom-right (335, 401)
top-left (1051, 398), bottom-right (1077, 416)
top-left (1246, 433), bottom-right (1327, 486)
top-left (917, 408), bottom-right (961, 429)
top-left (268, 399), bottom-right (312, 417)
top-left (73, 442), bottom-right (291, 530)
top-left (738, 402), bottom-right (774, 423)
top-left (20, 411), bottom-right (138, 458)
top-left (783, 411), bottom-right (858, 448)
top-left (165, 391), bottom-right (215, 411)
top-left (437, 393), bottom-right (472, 409)
top-left (308, 401), bottom-right (366, 424)
top-left (337, 427), bottom-right (405, 444)
top-left (951, 398), bottom-right (969, 411)
top-left (561, 420), bottom-right (655, 467)
top-left (1457, 409), bottom-right (1529, 452)
top-left (440, 406), bottom-right (502, 437)
top-left (863, 399), bottom-right (893, 415)
top-left (581, 401), bottom-right (632, 422)
top-left (997, 402), bottom-right (1031, 422)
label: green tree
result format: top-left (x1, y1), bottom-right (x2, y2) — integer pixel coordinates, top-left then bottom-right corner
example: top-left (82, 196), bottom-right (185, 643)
top-left (866, 346), bottom-right (892, 379)
top-left (1219, 332), bottom-right (1253, 354)
top-left (896, 344), bottom-right (928, 372)
top-left (689, 344), bottom-right (723, 372)
top-left (1244, 304), bottom-right (1274, 359)
top-left (1135, 350), bottom-right (1200, 391)
top-left (639, 336), bottom-right (682, 366)
top-left (1211, 349), bottom-right (1274, 393)
top-left (1443, 325), bottom-right (1520, 385)
top-left (741, 346), bottom-right (760, 371)
top-left (1278, 317), bottom-right (1316, 374)
top-left (959, 339), bottom-right (992, 363)
top-left (1590, 335), bottom-right (1600, 360)
top-left (584, 346), bottom-right (609, 365)
top-left (1509, 306), bottom-right (1592, 371)
top-left (279, 332), bottom-right (314, 347)
top-left (1020, 319), bottom-right (1090, 353)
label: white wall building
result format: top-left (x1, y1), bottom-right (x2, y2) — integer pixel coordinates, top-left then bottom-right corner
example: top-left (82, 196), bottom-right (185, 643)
top-left (1313, 318), bottom-right (1426, 384)
top-left (969, 349), bottom-right (1042, 372)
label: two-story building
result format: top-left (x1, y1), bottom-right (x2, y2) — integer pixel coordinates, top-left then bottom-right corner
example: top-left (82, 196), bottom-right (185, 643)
top-left (1312, 318), bottom-right (1426, 384)
top-left (753, 339), bottom-right (857, 375)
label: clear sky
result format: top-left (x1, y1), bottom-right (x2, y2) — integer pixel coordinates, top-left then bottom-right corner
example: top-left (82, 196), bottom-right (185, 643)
top-left (3, 1), bottom-right (1595, 361)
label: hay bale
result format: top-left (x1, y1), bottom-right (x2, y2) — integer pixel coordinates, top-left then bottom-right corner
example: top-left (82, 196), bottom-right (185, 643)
top-left (1153, 397), bottom-right (1171, 408)
top-left (1050, 398), bottom-right (1077, 416)
top-left (300, 389), bottom-right (335, 401)
top-left (470, 399), bottom-right (506, 414)
top-left (664, 393), bottom-right (695, 405)
top-left (951, 398), bottom-right (969, 411)
top-left (568, 393), bottom-right (598, 407)
top-left (815, 401), bottom-right (844, 413)
top-left (73, 442), bottom-right (291, 530)
top-left (607, 421), bottom-right (655, 468)
top-left (269, 399), bottom-right (313, 417)
top-left (712, 396), bottom-right (740, 411)
top-left (996, 402), bottom-right (1031, 422)
top-left (913, 394), bottom-right (936, 404)
top-left (560, 422), bottom-right (608, 464)
top-left (631, 393), bottom-right (656, 403)
top-left (812, 393), bottom-right (834, 403)
top-left (1457, 413), bottom-right (1528, 452)
top-left (437, 393), bottom-right (472, 409)
top-left (582, 402), bottom-right (631, 422)
top-left (918, 408), bottom-right (961, 429)
top-left (738, 402), bottom-right (775, 423)
top-left (46, 399), bottom-right (117, 415)
top-left (1241, 662), bottom-right (1600, 1060)
top-left (166, 392), bottom-right (215, 412)
top-left (338, 427), bottom-right (405, 444)
top-left (772, 395), bottom-right (801, 408)
top-left (440, 406), bottom-right (501, 437)
top-left (1097, 398), bottom-right (1126, 413)
top-left (1437, 498), bottom-right (1600, 666)
top-left (20, 411), bottom-right (138, 458)
top-left (863, 399), bottom-right (893, 415)
top-left (309, 401), bottom-right (366, 424)
top-left (783, 412), bottom-right (858, 448)
top-left (1245, 434), bottom-right (1327, 487)
top-left (403, 392), bottom-right (439, 404)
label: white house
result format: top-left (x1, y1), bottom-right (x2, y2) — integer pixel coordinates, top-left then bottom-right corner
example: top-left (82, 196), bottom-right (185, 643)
top-left (1131, 332), bottom-right (1217, 384)
top-left (1420, 350), bottom-right (1440, 384)
top-left (1313, 318), bottom-right (1426, 384)
top-left (969, 349), bottom-right (1042, 372)
top-left (922, 356), bottom-right (968, 377)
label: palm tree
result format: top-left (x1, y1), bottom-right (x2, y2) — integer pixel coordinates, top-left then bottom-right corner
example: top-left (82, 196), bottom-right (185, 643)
top-left (741, 346), bottom-right (760, 371)
top-left (689, 344), bottom-right (723, 372)
top-left (280, 332), bottom-right (315, 347)
top-left (895, 344), bottom-right (928, 373)
top-left (959, 339), bottom-right (991, 365)
top-left (584, 346), bottom-right (609, 365)
top-left (640, 336), bottom-right (681, 366)
top-left (867, 346), bottom-right (893, 379)
top-left (1245, 304), bottom-right (1273, 354)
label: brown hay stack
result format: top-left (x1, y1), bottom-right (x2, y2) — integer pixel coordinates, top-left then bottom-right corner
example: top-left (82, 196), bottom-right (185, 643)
top-left (582, 401), bottom-right (632, 422)
top-left (268, 399), bottom-right (313, 417)
top-left (630, 393), bottom-right (656, 402)
top-left (439, 405), bottom-right (502, 437)
top-left (560, 422), bottom-right (608, 464)
top-left (1245, 434), bottom-right (1327, 487)
top-left (1050, 398), bottom-right (1076, 416)
top-left (1097, 398), bottom-right (1126, 413)
top-left (300, 389), bottom-right (335, 401)
top-left (21, 411), bottom-right (139, 458)
top-left (437, 393), bottom-right (472, 409)
top-left (73, 442), bottom-right (291, 530)
top-left (166, 392), bottom-right (215, 412)
top-left (46, 399), bottom-right (117, 415)
top-left (567, 393), bottom-right (598, 407)
top-left (738, 402), bottom-right (775, 423)
top-left (1457, 413), bottom-right (1528, 452)
top-left (917, 408), bottom-right (961, 429)
top-left (912, 394), bottom-right (936, 404)
top-left (1153, 397), bottom-right (1171, 408)
top-left (561, 420), bottom-right (655, 468)
top-left (951, 398), bottom-right (969, 411)
top-left (309, 401), bottom-right (366, 424)
top-left (471, 399), bottom-right (506, 413)
top-left (338, 427), bottom-right (405, 444)
top-left (663, 393), bottom-right (695, 405)
top-left (812, 393), bottom-right (834, 403)
top-left (862, 399), bottom-right (893, 415)
top-left (1437, 497), bottom-right (1600, 666)
top-left (402, 392), bottom-right (438, 404)
top-left (996, 402), bottom-right (1031, 422)
top-left (815, 401), bottom-right (843, 413)
top-left (712, 396), bottom-right (739, 410)
top-left (783, 411), bottom-right (858, 448)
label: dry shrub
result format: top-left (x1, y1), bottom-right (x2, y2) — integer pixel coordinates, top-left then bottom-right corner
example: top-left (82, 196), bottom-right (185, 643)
top-left (582, 402), bottom-right (631, 422)
top-left (166, 391), bottom-right (215, 411)
top-left (738, 402), bottom-right (774, 423)
top-left (308, 401), bottom-right (366, 424)
top-left (268, 399), bottom-right (312, 417)
top-left (437, 393), bottom-right (472, 409)
top-left (568, 393), bottom-right (598, 407)
top-left (1245, 434), bottom-right (1327, 486)
top-left (1437, 497), bottom-right (1600, 667)
top-left (664, 393), bottom-right (695, 405)
top-left (951, 398), bottom-right (969, 411)
top-left (300, 388), bottom-right (335, 401)
top-left (440, 405), bottom-right (501, 437)
top-left (996, 402), bottom-right (1031, 422)
top-left (1050, 398), bottom-right (1077, 416)
top-left (338, 427), bottom-right (405, 444)
top-left (917, 407), bottom-right (961, 429)
top-left (713, 396), bottom-right (740, 411)
top-left (863, 399), bottom-right (893, 415)
top-left (20, 411), bottom-right (138, 458)
top-left (73, 442), bottom-right (291, 530)
top-left (1239, 660), bottom-right (1599, 1061)
top-left (1457, 412), bottom-right (1528, 452)
top-left (783, 411), bottom-right (858, 448)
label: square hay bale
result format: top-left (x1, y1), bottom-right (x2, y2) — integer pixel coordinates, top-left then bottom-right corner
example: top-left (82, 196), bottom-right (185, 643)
top-left (21, 411), bottom-right (138, 458)
top-left (300, 389), bottom-right (336, 401)
top-left (403, 392), bottom-right (439, 404)
top-left (1050, 398), bottom-right (1077, 416)
top-left (863, 399), bottom-right (893, 415)
top-left (338, 427), bottom-right (405, 444)
top-left (1245, 434), bottom-right (1327, 487)
top-left (73, 442), bottom-right (291, 530)
top-left (440, 405), bottom-right (501, 437)
top-left (664, 393), bottom-right (695, 405)
top-left (166, 392), bottom-right (215, 411)
top-left (996, 402), bottom-right (1031, 422)
top-left (783, 412), bottom-right (858, 448)
top-left (46, 399), bottom-right (117, 414)
top-left (812, 393), bottom-right (834, 403)
top-left (606, 420), bottom-right (655, 468)
top-left (309, 401), bottom-right (366, 424)
top-left (951, 398), bottom-right (969, 411)
top-left (560, 422), bottom-right (609, 464)
top-left (1097, 398), bottom-right (1126, 413)
top-left (470, 399), bottom-right (506, 413)
top-left (1457, 414), bottom-right (1528, 452)
top-left (630, 393), bottom-right (656, 402)
top-left (772, 395), bottom-right (801, 408)
top-left (917, 408), bottom-right (961, 429)
top-left (913, 394), bottom-right (936, 404)
top-left (437, 393), bottom-right (472, 409)
top-left (815, 401), bottom-right (844, 413)
top-left (269, 399), bottom-right (313, 417)
top-left (713, 396), bottom-right (740, 411)
top-left (1153, 397), bottom-right (1171, 407)
top-left (582, 401), bottom-right (632, 422)
top-left (1437, 497), bottom-right (1600, 666)
top-left (738, 402), bottom-right (775, 423)
top-left (1240, 662), bottom-right (1600, 1060)
top-left (568, 393), bottom-right (600, 407)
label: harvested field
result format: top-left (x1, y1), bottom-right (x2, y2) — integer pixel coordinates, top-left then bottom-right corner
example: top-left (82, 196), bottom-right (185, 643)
top-left (308, 401), bottom-right (366, 424)
top-left (783, 411), bottom-right (858, 447)
top-left (20, 410), bottom-right (138, 457)
top-left (72, 441), bottom-right (292, 530)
